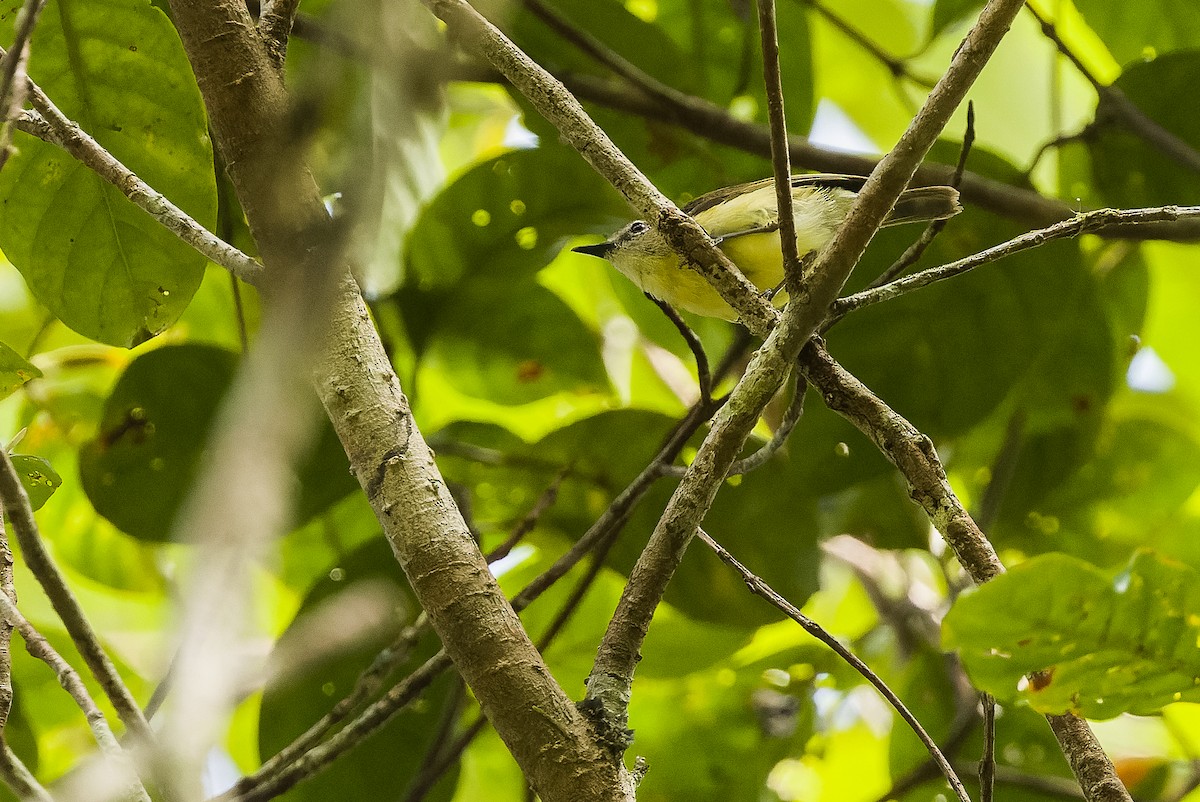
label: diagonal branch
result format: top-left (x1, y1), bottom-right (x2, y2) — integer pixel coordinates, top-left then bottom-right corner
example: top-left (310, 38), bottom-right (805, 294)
top-left (796, 341), bottom-right (1131, 802)
top-left (162, 5), bottom-right (644, 797)
top-left (0, 587), bottom-right (150, 802)
top-left (0, 61), bottom-right (263, 283)
top-left (0, 450), bottom-right (155, 745)
top-left (422, 0), bottom-right (778, 336)
top-left (582, 0), bottom-right (1033, 745)
top-left (832, 204), bottom-right (1200, 316)
top-left (696, 528), bottom-right (971, 802)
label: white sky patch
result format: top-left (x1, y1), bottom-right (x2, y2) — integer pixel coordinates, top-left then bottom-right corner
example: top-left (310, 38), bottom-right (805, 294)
top-left (808, 99), bottom-right (879, 155)
top-left (490, 544), bottom-right (537, 578)
top-left (203, 749), bottom-right (241, 796)
top-left (1126, 346), bottom-right (1175, 393)
top-left (504, 114), bottom-right (540, 149)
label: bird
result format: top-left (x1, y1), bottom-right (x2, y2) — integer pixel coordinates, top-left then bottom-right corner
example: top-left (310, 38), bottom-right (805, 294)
top-left (573, 174), bottom-right (961, 321)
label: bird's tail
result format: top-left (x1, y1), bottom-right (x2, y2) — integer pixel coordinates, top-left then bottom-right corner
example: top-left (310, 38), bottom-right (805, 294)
top-left (883, 186), bottom-right (962, 226)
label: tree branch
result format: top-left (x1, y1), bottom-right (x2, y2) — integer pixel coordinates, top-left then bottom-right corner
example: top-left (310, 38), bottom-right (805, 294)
top-left (832, 205), bottom-right (1200, 316)
top-left (423, 0), bottom-right (778, 336)
top-left (583, 0), bottom-right (1030, 738)
top-left (796, 341), bottom-right (1131, 802)
top-left (6, 84), bottom-right (263, 284)
top-left (0, 0), bottom-right (45, 170)
top-left (696, 528), bottom-right (971, 802)
top-left (0, 450), bottom-right (155, 745)
top-left (256, 0), bottom-right (302, 69)
top-left (0, 744), bottom-right (52, 802)
top-left (164, 0), bottom-right (630, 798)
top-left (0, 589), bottom-right (149, 802)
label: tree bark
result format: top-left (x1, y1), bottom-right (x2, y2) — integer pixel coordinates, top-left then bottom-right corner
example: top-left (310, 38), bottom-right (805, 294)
top-left (163, 1), bottom-right (630, 798)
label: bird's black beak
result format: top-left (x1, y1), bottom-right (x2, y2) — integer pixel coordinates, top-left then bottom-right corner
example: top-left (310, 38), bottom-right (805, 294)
top-left (573, 241), bottom-right (614, 259)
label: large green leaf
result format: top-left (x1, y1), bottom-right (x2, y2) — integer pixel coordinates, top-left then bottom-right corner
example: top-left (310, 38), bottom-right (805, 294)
top-left (1089, 51), bottom-right (1200, 208)
top-left (1075, 0), bottom-right (1200, 64)
top-left (0, 0), bottom-right (215, 346)
top-left (259, 538), bottom-right (457, 802)
top-left (944, 551), bottom-right (1200, 718)
top-left (79, 344), bottom-right (357, 541)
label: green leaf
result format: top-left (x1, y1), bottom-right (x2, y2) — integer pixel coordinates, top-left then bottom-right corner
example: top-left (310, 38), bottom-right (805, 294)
top-left (1089, 51), bottom-right (1200, 208)
top-left (79, 345), bottom-right (236, 540)
top-left (404, 146), bottom-right (626, 298)
top-left (0, 0), bottom-right (216, 346)
top-left (79, 344), bottom-right (356, 541)
top-left (9, 454), bottom-right (62, 511)
top-left (421, 282), bottom-right (609, 405)
top-left (259, 538), bottom-right (457, 802)
top-left (1074, 0), bottom-right (1200, 64)
top-left (0, 341), bottom-right (41, 398)
top-left (929, 0), bottom-right (984, 40)
top-left (944, 551), bottom-right (1200, 718)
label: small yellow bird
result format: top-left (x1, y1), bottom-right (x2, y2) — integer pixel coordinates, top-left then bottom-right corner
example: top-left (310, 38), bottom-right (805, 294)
top-left (574, 174), bottom-right (961, 321)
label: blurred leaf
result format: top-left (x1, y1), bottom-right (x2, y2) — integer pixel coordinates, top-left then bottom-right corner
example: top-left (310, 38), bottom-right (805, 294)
top-left (929, 0), bottom-right (984, 40)
top-left (629, 668), bottom-right (806, 802)
top-left (9, 454), bottom-right (62, 512)
top-left (944, 551), bottom-right (1200, 718)
top-left (1089, 51), bottom-right (1200, 208)
top-left (404, 146), bottom-right (626, 300)
top-left (259, 538), bottom-right (457, 802)
top-left (0, 0), bottom-right (215, 346)
top-left (79, 345), bottom-right (356, 541)
top-left (1074, 0), bottom-right (1200, 64)
top-left (0, 341), bottom-right (41, 398)
top-left (422, 282), bottom-right (609, 405)
top-left (79, 344), bottom-right (235, 541)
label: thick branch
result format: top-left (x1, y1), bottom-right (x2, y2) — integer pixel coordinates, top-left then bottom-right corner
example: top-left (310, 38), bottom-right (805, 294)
top-left (165, 1), bottom-right (629, 798)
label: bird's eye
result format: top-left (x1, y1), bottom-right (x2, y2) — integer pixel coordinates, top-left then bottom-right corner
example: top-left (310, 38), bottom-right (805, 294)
top-left (628, 221), bottom-right (649, 235)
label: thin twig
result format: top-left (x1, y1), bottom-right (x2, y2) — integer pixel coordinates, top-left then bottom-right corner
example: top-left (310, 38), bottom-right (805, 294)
top-left (1024, 3), bottom-right (1200, 176)
top-left (695, 527), bottom-right (971, 802)
top-left (833, 205), bottom-right (1200, 316)
top-left (755, 0), bottom-right (804, 294)
top-left (9, 98), bottom-right (262, 284)
top-left (0, 451), bottom-right (155, 745)
top-left (0, 0), bottom-right (46, 170)
top-left (0, 591), bottom-right (150, 802)
top-left (802, 0), bottom-right (937, 87)
top-left (646, 295), bottom-right (713, 406)
top-left (865, 101), bottom-right (975, 291)
top-left (980, 694), bottom-right (996, 802)
top-left (0, 743), bottom-right (53, 802)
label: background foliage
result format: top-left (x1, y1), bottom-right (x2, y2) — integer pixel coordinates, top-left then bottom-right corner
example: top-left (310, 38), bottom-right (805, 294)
top-left (1, 0), bottom-right (1200, 799)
